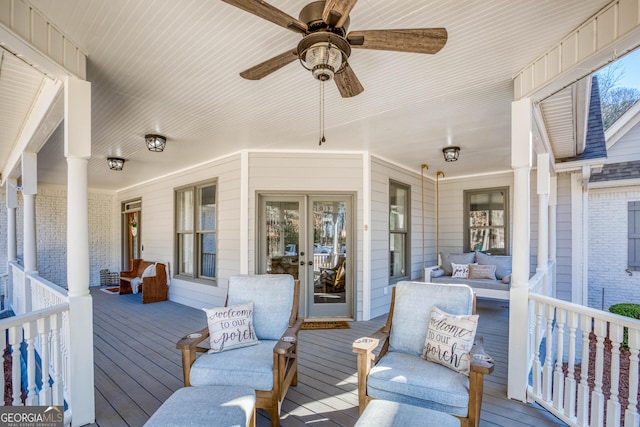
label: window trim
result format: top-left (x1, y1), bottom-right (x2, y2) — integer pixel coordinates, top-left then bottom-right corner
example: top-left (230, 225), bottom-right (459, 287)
top-left (389, 179), bottom-right (411, 283)
top-left (174, 179), bottom-right (218, 284)
top-left (463, 186), bottom-right (509, 255)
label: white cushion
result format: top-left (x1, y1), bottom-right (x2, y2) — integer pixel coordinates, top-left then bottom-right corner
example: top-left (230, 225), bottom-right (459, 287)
top-left (422, 306), bottom-right (478, 375)
top-left (203, 302), bottom-right (259, 353)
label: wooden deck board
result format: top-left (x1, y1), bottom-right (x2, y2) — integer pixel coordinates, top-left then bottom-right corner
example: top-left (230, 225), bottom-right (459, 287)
top-left (89, 289), bottom-right (566, 427)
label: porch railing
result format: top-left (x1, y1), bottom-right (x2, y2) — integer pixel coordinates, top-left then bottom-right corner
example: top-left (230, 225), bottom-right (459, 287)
top-left (3, 261), bottom-right (71, 423)
top-left (527, 292), bottom-right (640, 427)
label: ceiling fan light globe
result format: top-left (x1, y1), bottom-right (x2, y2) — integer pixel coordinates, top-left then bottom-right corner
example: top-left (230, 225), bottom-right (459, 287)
top-left (304, 42), bottom-right (342, 81)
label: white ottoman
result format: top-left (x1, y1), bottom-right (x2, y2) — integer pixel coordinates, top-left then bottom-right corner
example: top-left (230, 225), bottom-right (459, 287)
top-left (144, 386), bottom-right (256, 427)
top-left (355, 400), bottom-right (460, 427)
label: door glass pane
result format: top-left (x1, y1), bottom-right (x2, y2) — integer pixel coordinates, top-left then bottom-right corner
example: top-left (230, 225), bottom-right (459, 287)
top-left (265, 201), bottom-right (299, 279)
top-left (313, 201), bottom-right (347, 304)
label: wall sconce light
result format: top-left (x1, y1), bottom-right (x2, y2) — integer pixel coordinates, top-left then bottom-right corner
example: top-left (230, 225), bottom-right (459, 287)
top-left (107, 157), bottom-right (125, 171)
top-left (442, 146), bottom-right (460, 162)
top-left (145, 134), bottom-right (166, 152)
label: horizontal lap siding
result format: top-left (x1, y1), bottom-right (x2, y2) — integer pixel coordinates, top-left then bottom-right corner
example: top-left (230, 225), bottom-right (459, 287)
top-left (555, 173), bottom-right (573, 302)
top-left (370, 158), bottom-right (430, 319)
top-left (117, 154), bottom-right (241, 309)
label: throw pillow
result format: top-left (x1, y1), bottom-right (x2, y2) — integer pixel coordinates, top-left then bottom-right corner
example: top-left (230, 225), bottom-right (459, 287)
top-left (451, 263), bottom-right (471, 279)
top-left (475, 252), bottom-right (512, 280)
top-left (468, 264), bottom-right (497, 280)
top-left (422, 306), bottom-right (479, 375)
top-left (203, 302), bottom-right (259, 353)
top-left (141, 263), bottom-right (156, 278)
top-left (440, 252), bottom-right (475, 276)
top-left (430, 268), bottom-right (445, 278)
top-left (502, 274), bottom-right (512, 284)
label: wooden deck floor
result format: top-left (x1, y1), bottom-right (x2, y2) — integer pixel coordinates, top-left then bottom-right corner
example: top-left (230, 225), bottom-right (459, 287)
top-left (89, 288), bottom-right (567, 427)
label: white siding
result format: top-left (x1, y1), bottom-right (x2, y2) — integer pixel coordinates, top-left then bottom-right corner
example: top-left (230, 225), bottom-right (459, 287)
top-left (437, 172), bottom-right (514, 254)
top-left (369, 157), bottom-right (433, 319)
top-left (117, 154), bottom-right (241, 309)
top-left (555, 173), bottom-right (573, 301)
top-left (588, 186), bottom-right (640, 310)
top-left (607, 120), bottom-right (640, 163)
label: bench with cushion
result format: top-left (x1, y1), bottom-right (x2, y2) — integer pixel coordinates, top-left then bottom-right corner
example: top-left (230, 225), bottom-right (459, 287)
top-left (119, 259), bottom-right (168, 304)
top-left (424, 252), bottom-right (512, 300)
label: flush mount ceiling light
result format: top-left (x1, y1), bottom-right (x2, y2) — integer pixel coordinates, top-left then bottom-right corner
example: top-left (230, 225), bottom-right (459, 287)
top-left (442, 146), bottom-right (460, 162)
top-left (107, 157), bottom-right (125, 171)
top-left (145, 134), bottom-right (166, 152)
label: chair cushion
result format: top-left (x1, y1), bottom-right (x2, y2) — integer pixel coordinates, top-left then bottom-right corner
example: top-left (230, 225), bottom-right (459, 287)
top-left (475, 252), bottom-right (512, 280)
top-left (355, 400), bottom-right (460, 427)
top-left (389, 282), bottom-right (474, 356)
top-left (144, 386), bottom-right (255, 427)
top-left (440, 253), bottom-right (475, 276)
top-left (228, 275), bottom-right (294, 340)
top-left (189, 340), bottom-right (278, 390)
top-left (367, 351), bottom-right (470, 417)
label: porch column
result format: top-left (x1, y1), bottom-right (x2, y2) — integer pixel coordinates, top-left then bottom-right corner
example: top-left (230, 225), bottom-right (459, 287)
top-left (537, 153), bottom-right (550, 296)
top-left (22, 152), bottom-right (38, 312)
top-left (6, 179), bottom-right (18, 309)
top-left (6, 178), bottom-right (18, 261)
top-left (64, 76), bottom-right (95, 425)
top-left (508, 98), bottom-right (532, 402)
top-left (549, 176), bottom-right (557, 297)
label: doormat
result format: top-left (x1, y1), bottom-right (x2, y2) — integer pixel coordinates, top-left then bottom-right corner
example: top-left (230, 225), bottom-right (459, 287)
top-left (301, 321), bottom-right (350, 330)
top-left (100, 287), bottom-right (120, 294)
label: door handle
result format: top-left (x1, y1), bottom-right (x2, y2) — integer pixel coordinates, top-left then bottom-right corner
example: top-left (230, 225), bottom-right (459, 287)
top-left (308, 261), bottom-right (313, 266)
top-left (300, 261), bottom-right (305, 266)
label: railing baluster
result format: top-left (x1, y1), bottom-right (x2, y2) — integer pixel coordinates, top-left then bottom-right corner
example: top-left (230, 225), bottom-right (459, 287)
top-left (50, 312), bottom-right (64, 406)
top-left (625, 328), bottom-right (640, 427)
top-left (578, 314), bottom-right (591, 426)
top-left (606, 322), bottom-right (623, 427)
top-left (543, 304), bottom-right (555, 402)
top-left (9, 325), bottom-right (22, 406)
top-left (553, 308), bottom-right (566, 411)
top-left (590, 318), bottom-right (607, 427)
top-left (24, 322), bottom-right (37, 405)
top-left (532, 301), bottom-right (544, 397)
top-left (0, 327), bottom-right (5, 405)
top-left (37, 316), bottom-right (52, 405)
top-left (564, 311), bottom-right (579, 421)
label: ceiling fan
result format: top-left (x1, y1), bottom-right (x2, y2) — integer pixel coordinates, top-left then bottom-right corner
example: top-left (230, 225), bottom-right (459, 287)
top-left (222, 0), bottom-right (448, 98)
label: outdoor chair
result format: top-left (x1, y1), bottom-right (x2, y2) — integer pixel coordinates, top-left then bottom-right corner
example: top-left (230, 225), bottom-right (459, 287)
top-left (177, 274), bottom-right (302, 427)
top-left (317, 255), bottom-right (346, 292)
top-left (352, 281), bottom-right (494, 427)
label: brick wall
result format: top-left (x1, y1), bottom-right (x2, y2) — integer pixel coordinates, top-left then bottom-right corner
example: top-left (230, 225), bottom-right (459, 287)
top-left (588, 187), bottom-right (640, 310)
top-left (0, 186), bottom-right (117, 288)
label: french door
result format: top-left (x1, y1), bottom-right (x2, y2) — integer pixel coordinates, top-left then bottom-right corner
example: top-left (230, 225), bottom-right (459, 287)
top-left (258, 193), bottom-right (353, 319)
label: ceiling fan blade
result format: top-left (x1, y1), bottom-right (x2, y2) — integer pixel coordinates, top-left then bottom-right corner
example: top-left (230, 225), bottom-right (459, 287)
top-left (322, 0), bottom-right (358, 28)
top-left (240, 50), bottom-right (298, 80)
top-left (334, 62), bottom-right (364, 98)
top-left (347, 28), bottom-right (447, 54)
top-left (239, 49), bottom-right (299, 80)
top-left (221, 0), bottom-right (308, 34)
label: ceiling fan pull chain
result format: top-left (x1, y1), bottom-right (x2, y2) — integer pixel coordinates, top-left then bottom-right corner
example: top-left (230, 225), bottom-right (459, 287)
top-left (319, 80), bottom-right (326, 145)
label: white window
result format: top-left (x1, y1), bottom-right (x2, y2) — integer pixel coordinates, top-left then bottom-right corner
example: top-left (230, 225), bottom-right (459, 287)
top-left (176, 181), bottom-right (217, 282)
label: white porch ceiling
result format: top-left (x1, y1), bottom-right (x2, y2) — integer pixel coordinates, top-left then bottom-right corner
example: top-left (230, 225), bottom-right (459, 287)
top-left (0, 0), bottom-right (613, 190)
